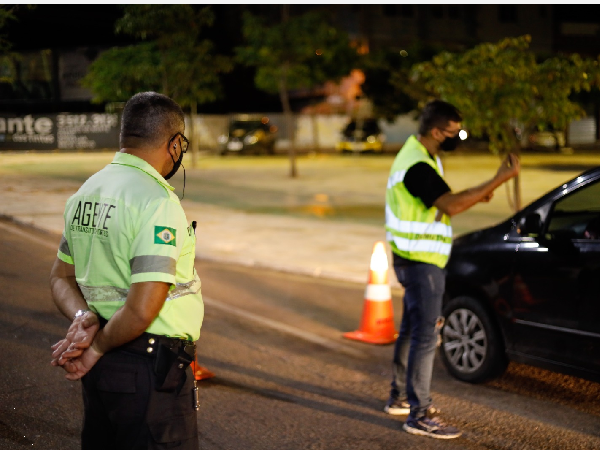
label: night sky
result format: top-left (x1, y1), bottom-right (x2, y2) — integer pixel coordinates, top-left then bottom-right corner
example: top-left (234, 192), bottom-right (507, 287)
top-left (7, 4), bottom-right (600, 52)
top-left (3, 4), bottom-right (600, 114)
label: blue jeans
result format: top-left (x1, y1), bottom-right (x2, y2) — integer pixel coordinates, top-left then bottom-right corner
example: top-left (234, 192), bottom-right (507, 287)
top-left (390, 262), bottom-right (445, 419)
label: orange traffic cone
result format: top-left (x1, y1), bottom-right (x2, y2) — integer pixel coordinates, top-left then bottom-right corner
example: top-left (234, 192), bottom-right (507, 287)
top-left (191, 356), bottom-right (215, 381)
top-left (343, 241), bottom-right (398, 344)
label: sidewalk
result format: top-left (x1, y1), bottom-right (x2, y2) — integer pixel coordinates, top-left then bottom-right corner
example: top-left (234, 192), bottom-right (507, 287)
top-left (0, 162), bottom-right (388, 286)
top-left (1, 151), bottom-right (599, 288)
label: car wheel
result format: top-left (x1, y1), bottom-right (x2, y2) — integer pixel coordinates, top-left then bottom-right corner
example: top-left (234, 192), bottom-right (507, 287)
top-left (439, 296), bottom-right (507, 383)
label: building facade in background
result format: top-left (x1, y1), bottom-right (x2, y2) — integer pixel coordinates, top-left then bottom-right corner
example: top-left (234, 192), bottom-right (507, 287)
top-left (1, 5), bottom-right (599, 149)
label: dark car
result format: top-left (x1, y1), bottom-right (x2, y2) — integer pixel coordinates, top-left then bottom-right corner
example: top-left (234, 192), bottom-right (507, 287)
top-left (440, 166), bottom-right (600, 383)
top-left (336, 118), bottom-right (385, 153)
top-left (218, 115), bottom-right (277, 155)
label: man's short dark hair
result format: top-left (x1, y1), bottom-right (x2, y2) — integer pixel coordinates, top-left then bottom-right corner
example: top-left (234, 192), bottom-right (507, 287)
top-left (120, 92), bottom-right (185, 148)
top-left (418, 100), bottom-right (462, 136)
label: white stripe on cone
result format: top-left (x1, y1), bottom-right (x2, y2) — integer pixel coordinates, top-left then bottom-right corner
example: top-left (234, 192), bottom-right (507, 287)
top-left (364, 283), bottom-right (392, 302)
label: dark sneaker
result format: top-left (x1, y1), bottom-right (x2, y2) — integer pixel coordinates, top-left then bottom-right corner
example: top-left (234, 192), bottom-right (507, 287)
top-left (384, 398), bottom-right (441, 417)
top-left (403, 416), bottom-right (462, 439)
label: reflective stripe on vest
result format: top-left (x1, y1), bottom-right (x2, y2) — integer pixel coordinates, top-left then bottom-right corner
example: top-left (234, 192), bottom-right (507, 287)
top-left (79, 274), bottom-right (201, 303)
top-left (385, 205), bottom-right (452, 239)
top-left (386, 231), bottom-right (452, 256)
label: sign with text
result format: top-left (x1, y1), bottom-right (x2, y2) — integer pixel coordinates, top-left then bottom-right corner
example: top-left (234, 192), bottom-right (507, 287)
top-left (0, 113), bottom-right (120, 151)
top-left (56, 113), bottom-right (120, 149)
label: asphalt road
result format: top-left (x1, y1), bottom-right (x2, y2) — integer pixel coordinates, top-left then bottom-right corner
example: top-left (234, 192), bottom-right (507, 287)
top-left (0, 218), bottom-right (599, 450)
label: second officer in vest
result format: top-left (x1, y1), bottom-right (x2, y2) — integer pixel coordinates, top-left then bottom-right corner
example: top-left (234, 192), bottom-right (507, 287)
top-left (383, 100), bottom-right (520, 439)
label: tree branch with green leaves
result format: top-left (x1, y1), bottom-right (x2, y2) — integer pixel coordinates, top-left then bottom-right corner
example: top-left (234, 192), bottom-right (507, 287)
top-left (236, 8), bottom-right (357, 177)
top-left (402, 35), bottom-right (600, 210)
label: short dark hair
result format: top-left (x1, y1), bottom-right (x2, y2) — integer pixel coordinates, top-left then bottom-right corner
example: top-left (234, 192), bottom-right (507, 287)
top-left (418, 100), bottom-right (462, 136)
top-left (120, 92), bottom-right (185, 148)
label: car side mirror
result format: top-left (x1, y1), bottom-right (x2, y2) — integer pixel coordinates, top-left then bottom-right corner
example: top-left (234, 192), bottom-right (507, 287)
top-left (519, 213), bottom-right (542, 236)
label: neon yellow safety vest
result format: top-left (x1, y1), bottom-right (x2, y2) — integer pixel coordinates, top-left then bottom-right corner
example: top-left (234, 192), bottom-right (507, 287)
top-left (56, 152), bottom-right (204, 341)
top-left (385, 135), bottom-right (452, 268)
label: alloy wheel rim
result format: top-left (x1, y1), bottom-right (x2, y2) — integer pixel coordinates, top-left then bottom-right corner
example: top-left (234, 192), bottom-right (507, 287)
top-left (443, 308), bottom-right (488, 374)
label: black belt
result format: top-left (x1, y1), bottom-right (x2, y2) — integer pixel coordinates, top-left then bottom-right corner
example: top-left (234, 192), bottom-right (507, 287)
top-left (98, 315), bottom-right (195, 358)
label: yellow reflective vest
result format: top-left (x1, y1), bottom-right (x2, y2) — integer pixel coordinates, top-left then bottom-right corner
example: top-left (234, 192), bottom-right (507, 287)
top-left (385, 135), bottom-right (452, 268)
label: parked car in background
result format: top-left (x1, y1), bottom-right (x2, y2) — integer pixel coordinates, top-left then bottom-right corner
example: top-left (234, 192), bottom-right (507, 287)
top-left (218, 115), bottom-right (277, 155)
top-left (516, 124), bottom-right (566, 151)
top-left (441, 166), bottom-right (600, 383)
top-left (336, 118), bottom-right (385, 153)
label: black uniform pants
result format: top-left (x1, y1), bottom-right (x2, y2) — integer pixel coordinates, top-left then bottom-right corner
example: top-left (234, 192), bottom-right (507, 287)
top-left (81, 347), bottom-right (198, 450)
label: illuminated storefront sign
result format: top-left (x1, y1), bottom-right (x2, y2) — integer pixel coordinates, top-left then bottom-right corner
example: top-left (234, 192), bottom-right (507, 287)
top-left (0, 113), bottom-right (120, 150)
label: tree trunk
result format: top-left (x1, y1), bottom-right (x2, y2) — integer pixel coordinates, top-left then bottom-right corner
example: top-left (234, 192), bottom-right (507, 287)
top-left (513, 171), bottom-right (522, 212)
top-left (189, 100), bottom-right (198, 168)
top-left (502, 124), bottom-right (522, 213)
top-left (507, 128), bottom-right (522, 213)
top-left (311, 112), bottom-right (320, 152)
top-left (280, 4), bottom-right (297, 178)
top-left (512, 133), bottom-right (523, 212)
top-left (279, 69), bottom-right (297, 178)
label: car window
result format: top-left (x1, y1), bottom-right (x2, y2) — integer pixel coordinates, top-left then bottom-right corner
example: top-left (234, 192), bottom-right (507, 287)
top-left (546, 179), bottom-right (600, 240)
top-left (343, 120), bottom-right (380, 136)
top-left (360, 119), bottom-right (377, 133)
top-left (230, 121), bottom-right (267, 132)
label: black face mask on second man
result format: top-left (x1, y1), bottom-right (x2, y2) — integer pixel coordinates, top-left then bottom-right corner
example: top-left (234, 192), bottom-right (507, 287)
top-left (440, 134), bottom-right (461, 152)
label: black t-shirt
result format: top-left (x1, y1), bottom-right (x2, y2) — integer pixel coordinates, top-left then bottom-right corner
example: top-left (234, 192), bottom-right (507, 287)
top-left (393, 161), bottom-right (451, 267)
top-left (404, 162), bottom-right (451, 209)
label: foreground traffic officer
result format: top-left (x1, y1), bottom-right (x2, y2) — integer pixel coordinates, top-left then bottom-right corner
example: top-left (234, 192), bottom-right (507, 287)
top-left (49, 91), bottom-right (204, 450)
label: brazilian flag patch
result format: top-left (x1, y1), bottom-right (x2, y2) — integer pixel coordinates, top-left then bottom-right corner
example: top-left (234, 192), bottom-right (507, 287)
top-left (154, 226), bottom-right (177, 246)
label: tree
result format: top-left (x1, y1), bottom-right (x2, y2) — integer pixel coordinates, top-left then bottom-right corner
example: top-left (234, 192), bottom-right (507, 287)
top-left (404, 35), bottom-right (600, 211)
top-left (0, 6), bottom-right (15, 84)
top-left (0, 6), bottom-right (16, 53)
top-left (79, 43), bottom-right (161, 100)
top-left (81, 5), bottom-right (232, 166)
top-left (236, 7), bottom-right (357, 177)
top-left (0, 5), bottom-right (30, 84)
top-left (359, 42), bottom-right (443, 122)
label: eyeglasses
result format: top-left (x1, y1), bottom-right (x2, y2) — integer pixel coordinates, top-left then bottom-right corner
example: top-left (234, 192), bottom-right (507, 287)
top-left (438, 127), bottom-right (462, 138)
top-left (169, 132), bottom-right (190, 153)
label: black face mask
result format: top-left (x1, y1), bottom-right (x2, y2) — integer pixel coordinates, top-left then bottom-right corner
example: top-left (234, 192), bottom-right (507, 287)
top-left (440, 134), bottom-right (461, 151)
top-left (164, 148), bottom-right (186, 198)
top-left (164, 148), bottom-right (183, 180)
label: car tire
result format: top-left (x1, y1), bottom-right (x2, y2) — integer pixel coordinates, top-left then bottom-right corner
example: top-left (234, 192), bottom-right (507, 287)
top-left (439, 296), bottom-right (508, 383)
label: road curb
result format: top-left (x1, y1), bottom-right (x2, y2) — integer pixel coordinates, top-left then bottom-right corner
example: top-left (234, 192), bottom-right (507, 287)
top-left (0, 213), bottom-right (403, 290)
